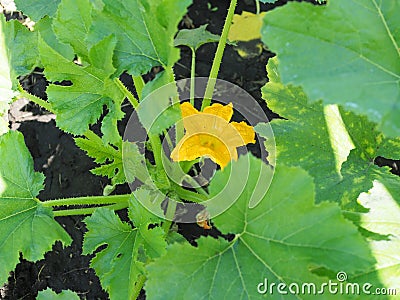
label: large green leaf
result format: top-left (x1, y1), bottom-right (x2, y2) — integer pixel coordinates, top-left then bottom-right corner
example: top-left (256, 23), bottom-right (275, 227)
top-left (83, 196), bottom-right (165, 300)
top-left (87, 0), bottom-right (192, 76)
top-left (256, 58), bottom-right (400, 208)
top-left (39, 34), bottom-right (123, 135)
top-left (14, 0), bottom-right (61, 22)
top-left (262, 0), bottom-right (400, 137)
top-left (0, 131), bottom-right (71, 285)
top-left (146, 155), bottom-right (375, 299)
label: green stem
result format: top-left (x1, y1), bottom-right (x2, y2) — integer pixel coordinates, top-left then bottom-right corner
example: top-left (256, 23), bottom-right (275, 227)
top-left (175, 185), bottom-right (207, 203)
top-left (41, 194), bottom-right (131, 207)
top-left (255, 0), bottom-right (260, 14)
top-left (161, 199), bottom-right (177, 234)
top-left (190, 48), bottom-right (196, 106)
top-left (115, 78), bottom-right (139, 108)
top-left (133, 75), bottom-right (145, 99)
top-left (132, 274), bottom-right (146, 300)
top-left (148, 134), bottom-right (163, 169)
top-left (18, 82), bottom-right (55, 114)
top-left (201, 0), bottom-right (237, 110)
top-left (53, 202), bottom-right (128, 217)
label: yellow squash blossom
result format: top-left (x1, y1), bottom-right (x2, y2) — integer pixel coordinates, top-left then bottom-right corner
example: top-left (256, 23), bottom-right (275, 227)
top-left (170, 102), bottom-right (255, 168)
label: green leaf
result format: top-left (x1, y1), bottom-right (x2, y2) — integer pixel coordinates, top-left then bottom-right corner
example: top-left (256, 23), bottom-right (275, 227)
top-left (0, 15), bottom-right (39, 88)
top-left (35, 17), bottom-right (74, 61)
top-left (262, 0), bottom-right (400, 137)
top-left (14, 0), bottom-right (61, 22)
top-left (256, 58), bottom-right (400, 208)
top-left (39, 34), bottom-right (119, 135)
top-left (352, 177), bottom-right (400, 296)
top-left (75, 134), bottom-right (126, 185)
top-left (122, 141), bottom-right (148, 183)
top-left (146, 155), bottom-right (375, 299)
top-left (52, 0), bottom-right (92, 61)
top-left (87, 0), bottom-right (192, 75)
top-left (37, 288), bottom-right (80, 300)
top-left (138, 71), bottom-right (181, 135)
top-left (83, 196), bottom-right (165, 300)
top-left (174, 25), bottom-right (220, 51)
top-left (0, 131), bottom-right (71, 285)
top-left (0, 17), bottom-right (14, 135)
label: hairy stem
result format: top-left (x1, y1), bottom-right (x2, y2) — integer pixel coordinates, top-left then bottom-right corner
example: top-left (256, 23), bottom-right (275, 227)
top-left (115, 78), bottom-right (139, 108)
top-left (132, 75), bottom-right (145, 99)
top-left (201, 0), bottom-right (237, 110)
top-left (17, 82), bottom-right (55, 113)
top-left (52, 202), bottom-right (128, 217)
top-left (41, 194), bottom-right (131, 207)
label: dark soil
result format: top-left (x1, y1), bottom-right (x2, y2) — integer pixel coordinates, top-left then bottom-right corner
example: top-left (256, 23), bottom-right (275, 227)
top-left (2, 0), bottom-right (398, 299)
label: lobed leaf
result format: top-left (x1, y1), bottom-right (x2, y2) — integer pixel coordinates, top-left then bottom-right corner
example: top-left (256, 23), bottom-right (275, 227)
top-left (256, 58), bottom-right (400, 209)
top-left (146, 155), bottom-right (375, 299)
top-left (261, 0), bottom-right (400, 137)
top-left (87, 0), bottom-right (192, 76)
top-left (39, 34), bottom-right (122, 135)
top-left (0, 131), bottom-right (71, 285)
top-left (83, 196), bottom-right (165, 300)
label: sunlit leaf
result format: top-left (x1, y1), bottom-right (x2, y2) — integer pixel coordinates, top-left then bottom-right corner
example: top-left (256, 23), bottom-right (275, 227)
top-left (262, 0), bottom-right (400, 137)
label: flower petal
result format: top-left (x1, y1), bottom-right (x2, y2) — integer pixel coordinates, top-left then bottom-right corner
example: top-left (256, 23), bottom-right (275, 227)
top-left (231, 121), bottom-right (256, 145)
top-left (203, 103), bottom-right (233, 122)
top-left (180, 102), bottom-right (199, 118)
top-left (170, 133), bottom-right (237, 168)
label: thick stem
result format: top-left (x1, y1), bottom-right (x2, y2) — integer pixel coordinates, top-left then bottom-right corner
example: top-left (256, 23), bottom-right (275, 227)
top-left (115, 78), bottom-right (139, 108)
top-left (190, 48), bottom-right (196, 106)
top-left (201, 0), bottom-right (238, 110)
top-left (52, 202), bottom-right (128, 217)
top-left (41, 194), bottom-right (131, 207)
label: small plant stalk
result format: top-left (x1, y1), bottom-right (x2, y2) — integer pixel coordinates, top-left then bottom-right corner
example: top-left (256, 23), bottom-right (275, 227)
top-left (115, 78), bottom-right (139, 108)
top-left (190, 48), bottom-right (196, 106)
top-left (52, 202), bottom-right (129, 217)
top-left (201, 0), bottom-right (238, 110)
top-left (41, 194), bottom-right (131, 207)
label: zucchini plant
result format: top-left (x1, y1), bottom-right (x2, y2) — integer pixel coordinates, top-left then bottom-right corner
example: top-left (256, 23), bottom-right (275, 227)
top-left (0, 0), bottom-right (399, 299)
